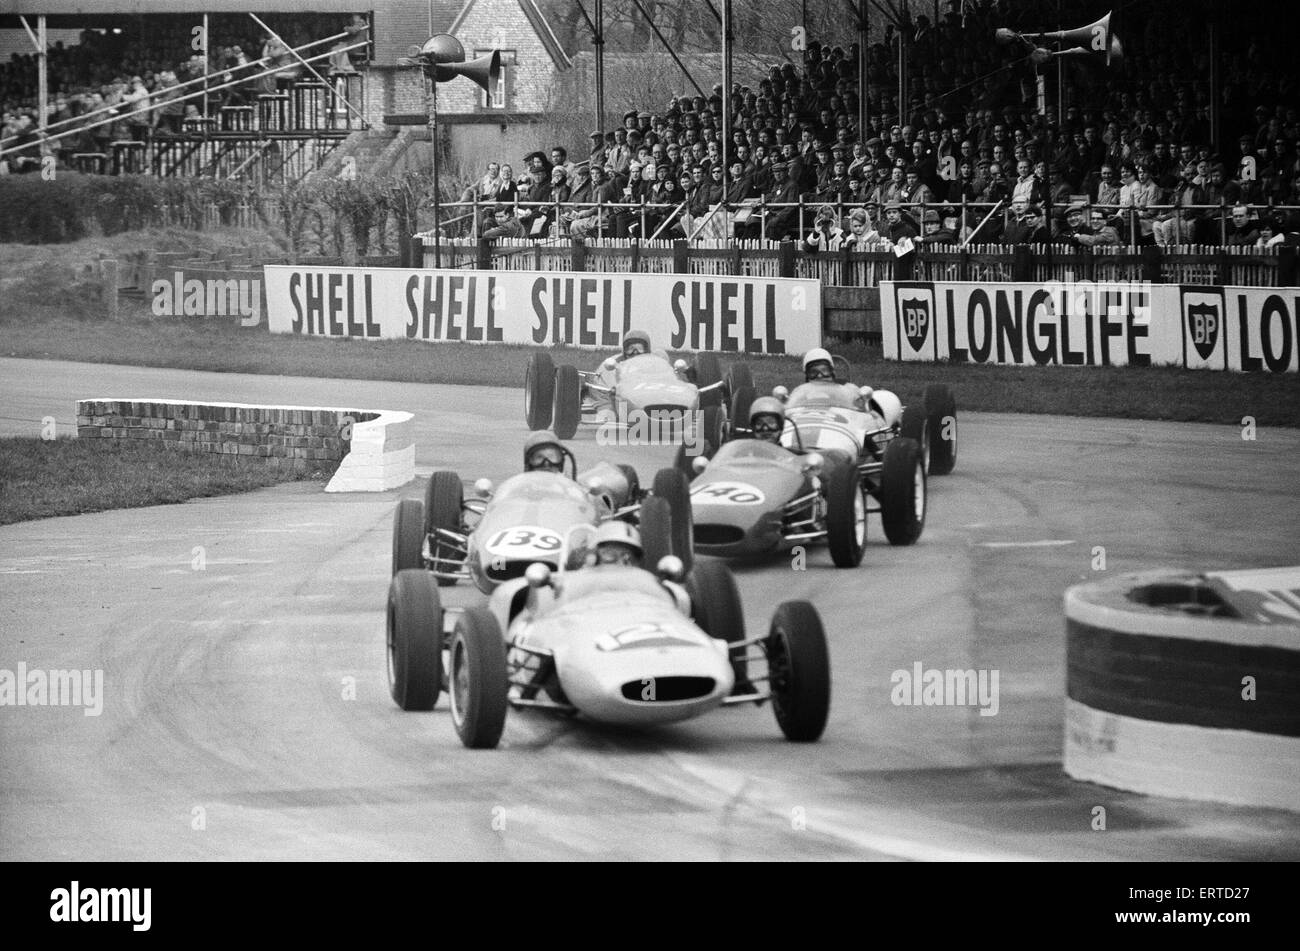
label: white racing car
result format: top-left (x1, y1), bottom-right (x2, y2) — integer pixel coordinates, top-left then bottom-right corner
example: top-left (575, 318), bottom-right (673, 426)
top-left (385, 524), bottom-right (832, 749)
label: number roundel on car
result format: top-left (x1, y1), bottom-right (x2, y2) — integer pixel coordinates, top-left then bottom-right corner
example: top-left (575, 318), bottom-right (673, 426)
top-left (690, 481), bottom-right (766, 505)
top-left (484, 526), bottom-right (564, 558)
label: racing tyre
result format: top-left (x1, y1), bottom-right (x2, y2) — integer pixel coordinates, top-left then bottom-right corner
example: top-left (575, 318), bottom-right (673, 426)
top-left (552, 364), bottom-right (582, 439)
top-left (767, 600), bottom-right (831, 742)
top-left (727, 385), bottom-right (756, 440)
top-left (900, 401), bottom-right (930, 474)
top-left (524, 352), bottom-right (555, 430)
top-left (673, 442), bottom-right (700, 482)
top-left (824, 459), bottom-right (866, 568)
top-left (616, 463), bottom-right (641, 503)
top-left (651, 467), bottom-right (694, 572)
top-left (880, 437), bottom-right (926, 546)
top-left (695, 353), bottom-right (723, 407)
top-left (392, 498), bottom-right (424, 575)
top-left (387, 569), bottom-right (443, 710)
top-left (424, 471), bottom-right (465, 587)
top-left (724, 363), bottom-right (754, 404)
top-left (924, 384), bottom-right (957, 475)
top-left (686, 561), bottom-right (749, 692)
top-left (701, 403), bottom-right (725, 455)
top-left (639, 496), bottom-right (675, 569)
top-left (449, 607), bottom-right (509, 749)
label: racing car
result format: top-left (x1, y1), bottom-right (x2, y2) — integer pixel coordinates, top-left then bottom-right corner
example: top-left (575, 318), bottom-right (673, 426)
top-left (391, 446), bottom-right (693, 594)
top-left (524, 344), bottom-right (752, 445)
top-left (386, 525), bottom-right (832, 749)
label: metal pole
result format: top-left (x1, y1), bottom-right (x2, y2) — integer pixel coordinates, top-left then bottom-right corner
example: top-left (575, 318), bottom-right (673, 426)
top-left (857, 4), bottom-right (868, 142)
top-left (203, 13), bottom-right (209, 121)
top-left (897, 32), bottom-right (905, 126)
top-left (595, 0), bottom-right (605, 134)
top-left (1209, 15), bottom-right (1221, 158)
top-left (430, 78), bottom-right (441, 269)
top-left (37, 15), bottom-right (47, 158)
top-left (722, 0), bottom-right (732, 182)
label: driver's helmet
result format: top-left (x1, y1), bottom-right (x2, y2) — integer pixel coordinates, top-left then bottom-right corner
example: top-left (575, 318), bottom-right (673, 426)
top-left (622, 329), bottom-right (651, 358)
top-left (802, 346), bottom-right (835, 381)
top-left (749, 396), bottom-right (786, 443)
top-left (592, 520), bottom-right (643, 567)
top-left (523, 430), bottom-right (568, 473)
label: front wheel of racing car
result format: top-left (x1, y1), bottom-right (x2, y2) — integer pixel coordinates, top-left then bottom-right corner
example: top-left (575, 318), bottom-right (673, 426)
top-left (651, 467), bottom-right (694, 572)
top-left (900, 401), bottom-right (931, 474)
top-left (392, 498), bottom-right (425, 575)
top-left (448, 607), bottom-right (509, 749)
top-left (724, 363), bottom-right (754, 405)
top-left (424, 471), bottom-right (465, 587)
top-left (924, 383), bottom-right (957, 475)
top-left (524, 352), bottom-right (556, 430)
top-left (686, 560), bottom-right (752, 694)
top-left (387, 568), bottom-right (444, 711)
top-left (824, 458), bottom-right (867, 568)
top-left (552, 364), bottom-right (582, 440)
top-left (766, 600), bottom-right (831, 742)
top-left (695, 352), bottom-right (723, 407)
top-left (880, 436), bottom-right (926, 546)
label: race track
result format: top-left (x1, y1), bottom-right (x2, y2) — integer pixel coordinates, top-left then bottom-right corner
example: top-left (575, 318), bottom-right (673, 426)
top-left (2, 357), bottom-right (1298, 860)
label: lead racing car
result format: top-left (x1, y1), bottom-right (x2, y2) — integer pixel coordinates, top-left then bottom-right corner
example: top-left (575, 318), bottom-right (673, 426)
top-left (391, 432), bottom-right (693, 594)
top-left (386, 522), bottom-right (831, 748)
top-left (524, 329), bottom-right (752, 446)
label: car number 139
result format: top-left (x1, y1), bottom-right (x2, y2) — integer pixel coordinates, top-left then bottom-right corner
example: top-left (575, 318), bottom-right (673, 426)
top-left (485, 527), bottom-right (563, 557)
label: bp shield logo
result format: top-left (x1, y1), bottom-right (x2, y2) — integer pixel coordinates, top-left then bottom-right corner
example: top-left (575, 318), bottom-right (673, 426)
top-left (902, 297), bottom-right (931, 351)
top-left (1180, 287), bottom-right (1226, 368)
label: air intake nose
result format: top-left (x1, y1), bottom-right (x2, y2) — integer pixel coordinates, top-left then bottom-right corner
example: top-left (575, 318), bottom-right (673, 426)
top-left (621, 676), bottom-right (716, 702)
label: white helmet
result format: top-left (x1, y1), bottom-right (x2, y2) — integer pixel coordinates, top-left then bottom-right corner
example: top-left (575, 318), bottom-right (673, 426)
top-left (593, 521), bottom-right (643, 566)
top-left (802, 347), bottom-right (835, 381)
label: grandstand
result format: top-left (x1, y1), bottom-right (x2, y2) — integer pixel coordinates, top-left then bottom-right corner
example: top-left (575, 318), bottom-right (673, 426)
top-left (1, 0), bottom-right (1297, 259)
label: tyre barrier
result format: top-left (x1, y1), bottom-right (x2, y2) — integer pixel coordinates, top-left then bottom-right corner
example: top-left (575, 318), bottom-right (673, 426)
top-left (1064, 568), bottom-right (1300, 811)
top-left (76, 398), bottom-right (414, 493)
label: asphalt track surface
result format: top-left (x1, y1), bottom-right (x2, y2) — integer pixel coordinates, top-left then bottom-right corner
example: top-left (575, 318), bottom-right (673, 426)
top-left (2, 357), bottom-right (1298, 860)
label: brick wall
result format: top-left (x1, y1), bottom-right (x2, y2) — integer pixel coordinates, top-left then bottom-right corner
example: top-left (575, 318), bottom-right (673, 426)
top-left (75, 400), bottom-right (371, 472)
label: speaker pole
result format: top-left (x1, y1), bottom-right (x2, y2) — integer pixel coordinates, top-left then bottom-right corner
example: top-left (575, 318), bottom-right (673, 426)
top-left (430, 76), bottom-right (442, 269)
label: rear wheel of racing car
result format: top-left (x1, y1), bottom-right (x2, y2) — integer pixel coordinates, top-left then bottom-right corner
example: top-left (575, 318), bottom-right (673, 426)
top-left (616, 463), bottom-right (641, 502)
top-left (766, 600), bottom-right (831, 742)
top-left (701, 402), bottom-right (725, 455)
top-left (651, 467), bottom-right (694, 572)
top-left (524, 352), bottom-right (555, 430)
top-left (686, 561), bottom-right (752, 694)
top-left (924, 383), bottom-right (957, 475)
top-left (880, 437), bottom-right (926, 546)
top-left (639, 496), bottom-right (675, 568)
top-left (448, 607), bottom-right (509, 749)
top-left (392, 498), bottom-right (425, 575)
top-left (552, 364), bottom-right (582, 439)
top-left (728, 385), bottom-right (756, 440)
top-left (900, 401), bottom-right (931, 474)
top-left (387, 569), bottom-right (443, 711)
top-left (424, 471), bottom-right (464, 587)
top-left (695, 352), bottom-right (723, 407)
top-left (824, 459), bottom-right (867, 568)
top-left (725, 363), bottom-right (753, 404)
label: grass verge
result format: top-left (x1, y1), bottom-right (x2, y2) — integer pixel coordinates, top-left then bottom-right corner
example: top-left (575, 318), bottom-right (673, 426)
top-left (0, 437), bottom-right (323, 526)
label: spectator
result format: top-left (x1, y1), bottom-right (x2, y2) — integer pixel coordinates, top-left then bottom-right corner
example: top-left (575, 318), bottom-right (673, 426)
top-left (803, 204), bottom-right (846, 251)
top-left (482, 204), bottom-right (524, 241)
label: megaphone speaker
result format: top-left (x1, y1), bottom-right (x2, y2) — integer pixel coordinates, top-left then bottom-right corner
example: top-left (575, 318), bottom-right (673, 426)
top-left (441, 50), bottom-right (502, 93)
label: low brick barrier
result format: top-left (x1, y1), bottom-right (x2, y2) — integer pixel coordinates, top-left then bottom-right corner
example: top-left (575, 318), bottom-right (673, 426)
top-left (75, 398), bottom-right (414, 491)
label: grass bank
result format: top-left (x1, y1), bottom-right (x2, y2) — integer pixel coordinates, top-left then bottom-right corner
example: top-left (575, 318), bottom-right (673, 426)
top-left (0, 437), bottom-right (323, 526)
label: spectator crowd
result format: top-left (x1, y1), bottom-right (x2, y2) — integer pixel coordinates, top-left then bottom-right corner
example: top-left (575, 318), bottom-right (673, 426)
top-left (454, 0), bottom-right (1299, 250)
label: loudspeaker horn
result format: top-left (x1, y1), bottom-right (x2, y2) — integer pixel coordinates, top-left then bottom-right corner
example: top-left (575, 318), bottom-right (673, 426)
top-left (439, 51), bottom-right (502, 92)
